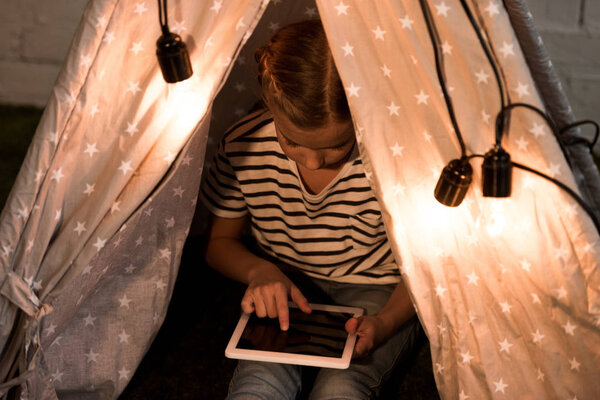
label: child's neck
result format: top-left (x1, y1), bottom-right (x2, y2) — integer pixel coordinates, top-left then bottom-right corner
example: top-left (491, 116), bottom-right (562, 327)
top-left (296, 163), bottom-right (343, 195)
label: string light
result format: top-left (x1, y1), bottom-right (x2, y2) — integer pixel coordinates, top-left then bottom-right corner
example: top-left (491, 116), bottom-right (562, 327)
top-left (156, 0), bottom-right (193, 83)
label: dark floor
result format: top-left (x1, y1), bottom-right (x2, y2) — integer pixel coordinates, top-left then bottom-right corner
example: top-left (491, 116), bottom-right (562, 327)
top-left (118, 236), bottom-right (441, 400)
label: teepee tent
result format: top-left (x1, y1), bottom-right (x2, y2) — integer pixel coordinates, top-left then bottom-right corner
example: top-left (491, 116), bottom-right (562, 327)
top-left (1, 0), bottom-right (598, 399)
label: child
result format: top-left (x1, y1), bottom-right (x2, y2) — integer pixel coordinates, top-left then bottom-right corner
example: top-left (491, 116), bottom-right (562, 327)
top-left (202, 20), bottom-right (420, 399)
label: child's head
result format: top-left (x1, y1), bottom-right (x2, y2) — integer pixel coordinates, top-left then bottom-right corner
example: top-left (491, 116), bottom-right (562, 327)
top-left (256, 20), bottom-right (355, 171)
top-left (255, 19), bottom-right (351, 128)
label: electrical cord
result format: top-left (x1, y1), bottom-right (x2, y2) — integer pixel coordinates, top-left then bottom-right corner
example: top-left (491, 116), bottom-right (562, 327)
top-left (158, 0), bottom-right (170, 36)
top-left (419, 0), bottom-right (600, 232)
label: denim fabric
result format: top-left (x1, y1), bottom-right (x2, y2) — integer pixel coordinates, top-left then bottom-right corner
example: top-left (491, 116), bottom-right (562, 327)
top-left (227, 277), bottom-right (421, 400)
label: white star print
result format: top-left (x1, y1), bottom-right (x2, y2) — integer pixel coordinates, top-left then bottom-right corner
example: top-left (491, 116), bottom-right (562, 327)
top-left (84, 143), bottom-right (99, 157)
top-left (83, 313), bottom-right (96, 326)
top-left (415, 90), bottom-right (430, 105)
top-left (531, 293), bottom-right (541, 304)
top-left (380, 64), bottom-right (391, 77)
top-left (391, 183), bottom-right (406, 196)
top-left (563, 320), bottom-right (576, 335)
top-left (45, 322), bottom-right (57, 336)
top-left (210, 0), bottom-right (222, 13)
top-left (82, 264), bottom-right (92, 275)
top-left (536, 368), bottom-right (545, 381)
top-left (435, 283), bottom-right (447, 298)
top-left (103, 31), bottom-right (116, 45)
top-left (51, 168), bottom-right (64, 183)
top-left (569, 357), bottom-right (581, 371)
top-left (466, 271), bottom-right (479, 285)
top-left (155, 278), bottom-right (167, 290)
top-left (435, 362), bottom-right (444, 374)
top-left (84, 183), bottom-right (95, 196)
top-left (164, 151), bottom-right (176, 164)
top-left (475, 69), bottom-right (490, 84)
top-left (399, 14), bottom-right (414, 30)
top-left (481, 110), bottom-right (491, 125)
top-left (499, 301), bottom-right (512, 313)
top-left (498, 338), bottom-right (513, 353)
top-left (165, 216), bottom-right (175, 228)
top-left (171, 20), bottom-right (187, 35)
top-left (182, 155), bottom-right (193, 166)
top-left (493, 378), bottom-right (508, 393)
top-left (173, 186), bottom-right (185, 197)
top-left (437, 322), bottom-right (447, 334)
top-left (135, 236), bottom-right (143, 246)
top-left (133, 2), bottom-right (148, 15)
top-left (553, 245), bottom-right (569, 261)
top-left (304, 7), bottom-right (317, 17)
top-left (499, 41), bottom-right (515, 58)
top-left (548, 162), bottom-right (561, 178)
top-left (144, 207), bottom-right (154, 216)
top-left (341, 42), bottom-right (354, 56)
top-left (90, 104), bottom-right (100, 117)
top-left (372, 26), bottom-right (386, 40)
top-left (93, 237), bottom-right (106, 251)
top-left (514, 82), bottom-right (530, 99)
top-left (129, 41), bottom-right (144, 56)
top-left (118, 329), bottom-right (131, 343)
top-left (74, 221), bottom-right (86, 236)
top-left (529, 122), bottom-right (546, 138)
top-left (126, 121), bottom-right (139, 136)
top-left (80, 54), bottom-right (92, 68)
top-left (442, 40), bottom-right (452, 55)
top-left (345, 82), bottom-right (360, 98)
top-left (119, 294), bottom-right (132, 308)
top-left (390, 142), bottom-right (404, 157)
top-left (125, 264), bottom-right (136, 273)
top-left (159, 247), bottom-right (171, 259)
top-left (435, 2), bottom-right (451, 16)
top-left (459, 390), bottom-right (469, 400)
top-left (460, 351), bottom-right (474, 364)
top-left (268, 22), bottom-right (280, 31)
top-left (423, 130), bottom-right (432, 143)
top-left (51, 369), bottom-right (64, 383)
top-left (118, 367), bottom-right (130, 380)
top-left (335, 1), bottom-right (349, 15)
top-left (234, 82), bottom-right (246, 92)
top-left (555, 286), bottom-right (568, 300)
top-left (118, 160), bottom-right (133, 175)
top-left (111, 201), bottom-right (121, 214)
top-left (485, 1), bottom-right (500, 17)
top-left (387, 101), bottom-right (400, 116)
top-left (519, 259), bottom-right (531, 272)
top-left (235, 17), bottom-right (246, 31)
top-left (126, 81), bottom-right (141, 95)
top-left (515, 136), bottom-right (529, 151)
top-left (85, 349), bottom-right (99, 363)
top-left (532, 329), bottom-right (545, 344)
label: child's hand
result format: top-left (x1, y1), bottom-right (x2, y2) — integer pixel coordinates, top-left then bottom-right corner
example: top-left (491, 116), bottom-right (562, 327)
top-left (344, 315), bottom-right (392, 358)
top-left (241, 262), bottom-right (312, 331)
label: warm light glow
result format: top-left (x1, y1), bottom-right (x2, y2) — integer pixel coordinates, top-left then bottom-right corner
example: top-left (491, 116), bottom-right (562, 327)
top-left (163, 76), bottom-right (209, 140)
top-left (484, 200), bottom-right (507, 237)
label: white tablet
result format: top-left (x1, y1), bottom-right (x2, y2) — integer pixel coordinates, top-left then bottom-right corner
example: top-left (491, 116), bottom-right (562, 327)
top-left (225, 303), bottom-right (364, 369)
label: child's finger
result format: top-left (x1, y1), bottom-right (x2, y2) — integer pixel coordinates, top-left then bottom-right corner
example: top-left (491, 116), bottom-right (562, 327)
top-left (345, 317), bottom-right (359, 334)
top-left (290, 285), bottom-right (312, 314)
top-left (275, 290), bottom-right (289, 331)
top-left (241, 293), bottom-right (255, 314)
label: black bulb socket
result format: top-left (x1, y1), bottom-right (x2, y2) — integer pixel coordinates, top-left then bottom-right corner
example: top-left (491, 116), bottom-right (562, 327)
top-left (434, 158), bottom-right (473, 207)
top-left (156, 32), bottom-right (193, 83)
top-left (482, 147), bottom-right (512, 197)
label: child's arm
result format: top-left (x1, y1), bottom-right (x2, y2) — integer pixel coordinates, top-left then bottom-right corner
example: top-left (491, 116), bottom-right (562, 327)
top-left (345, 278), bottom-right (416, 358)
top-left (205, 214), bottom-right (312, 331)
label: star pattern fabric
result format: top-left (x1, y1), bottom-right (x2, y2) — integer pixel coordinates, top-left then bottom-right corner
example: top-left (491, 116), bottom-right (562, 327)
top-left (316, 0), bottom-right (600, 399)
top-left (0, 0), bottom-right (598, 399)
top-left (0, 0), bottom-right (270, 398)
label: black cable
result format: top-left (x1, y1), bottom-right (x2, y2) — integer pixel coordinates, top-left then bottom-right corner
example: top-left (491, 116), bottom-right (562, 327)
top-left (418, 0), bottom-right (467, 158)
top-left (458, 0), bottom-right (509, 145)
top-left (469, 154), bottom-right (600, 233)
top-left (512, 162), bottom-right (600, 233)
top-left (158, 0), bottom-right (170, 36)
top-left (559, 120), bottom-right (599, 153)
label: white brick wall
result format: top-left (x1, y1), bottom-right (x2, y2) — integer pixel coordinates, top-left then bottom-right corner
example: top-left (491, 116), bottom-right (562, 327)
top-left (0, 0), bottom-right (598, 128)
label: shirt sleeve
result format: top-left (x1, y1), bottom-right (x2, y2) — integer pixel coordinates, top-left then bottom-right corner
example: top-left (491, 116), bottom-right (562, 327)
top-left (200, 138), bottom-right (248, 218)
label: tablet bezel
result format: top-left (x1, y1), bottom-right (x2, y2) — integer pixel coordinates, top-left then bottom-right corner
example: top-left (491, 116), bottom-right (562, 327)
top-left (225, 303), bottom-right (364, 369)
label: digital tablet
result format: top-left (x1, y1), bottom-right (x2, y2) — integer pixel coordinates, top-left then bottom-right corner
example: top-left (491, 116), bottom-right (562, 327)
top-left (225, 303), bottom-right (364, 369)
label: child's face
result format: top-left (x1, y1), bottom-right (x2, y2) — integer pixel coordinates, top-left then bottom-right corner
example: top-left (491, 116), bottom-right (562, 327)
top-left (271, 106), bottom-right (355, 171)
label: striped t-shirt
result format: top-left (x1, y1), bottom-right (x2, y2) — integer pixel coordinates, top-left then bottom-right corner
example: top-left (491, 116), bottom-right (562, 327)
top-left (201, 109), bottom-right (400, 284)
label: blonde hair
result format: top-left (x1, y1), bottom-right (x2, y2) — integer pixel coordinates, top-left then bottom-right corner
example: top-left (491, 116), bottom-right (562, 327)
top-left (255, 20), bottom-right (351, 129)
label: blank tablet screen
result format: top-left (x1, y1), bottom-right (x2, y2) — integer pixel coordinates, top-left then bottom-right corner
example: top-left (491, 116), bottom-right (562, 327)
top-left (237, 308), bottom-right (353, 358)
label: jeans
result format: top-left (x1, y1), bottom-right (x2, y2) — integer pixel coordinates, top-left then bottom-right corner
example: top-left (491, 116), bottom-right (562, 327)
top-left (226, 275), bottom-right (422, 399)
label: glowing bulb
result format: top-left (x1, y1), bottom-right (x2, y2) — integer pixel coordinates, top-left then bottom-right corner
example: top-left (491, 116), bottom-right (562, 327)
top-left (485, 200), bottom-right (507, 237)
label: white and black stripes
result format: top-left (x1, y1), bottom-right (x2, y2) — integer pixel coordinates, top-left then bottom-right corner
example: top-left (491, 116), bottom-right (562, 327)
top-left (201, 109), bottom-right (399, 284)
